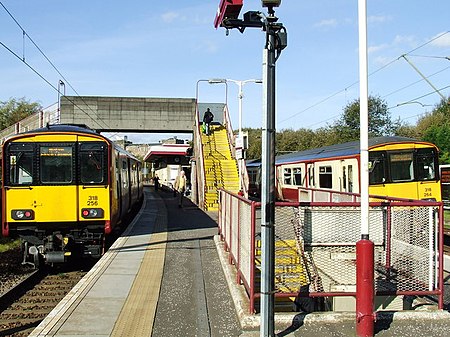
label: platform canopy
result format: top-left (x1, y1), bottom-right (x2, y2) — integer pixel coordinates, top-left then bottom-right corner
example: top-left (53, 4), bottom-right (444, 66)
top-left (144, 144), bottom-right (191, 167)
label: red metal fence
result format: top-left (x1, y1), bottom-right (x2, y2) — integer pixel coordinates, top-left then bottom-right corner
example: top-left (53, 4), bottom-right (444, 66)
top-left (218, 189), bottom-right (445, 313)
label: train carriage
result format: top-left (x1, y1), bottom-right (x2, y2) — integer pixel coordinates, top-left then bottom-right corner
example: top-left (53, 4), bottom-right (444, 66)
top-left (1, 124), bottom-right (143, 267)
top-left (249, 136), bottom-right (441, 202)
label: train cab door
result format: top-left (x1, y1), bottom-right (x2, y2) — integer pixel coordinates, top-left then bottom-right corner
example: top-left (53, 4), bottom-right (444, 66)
top-left (116, 156), bottom-right (122, 220)
top-left (4, 142), bottom-right (42, 226)
top-left (306, 163), bottom-right (315, 189)
top-left (37, 142), bottom-right (79, 223)
top-left (276, 165), bottom-right (285, 200)
top-left (76, 139), bottom-right (110, 226)
top-left (340, 159), bottom-right (357, 194)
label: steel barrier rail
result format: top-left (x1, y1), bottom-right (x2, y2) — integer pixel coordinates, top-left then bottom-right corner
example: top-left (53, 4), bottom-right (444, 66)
top-left (218, 189), bottom-right (445, 313)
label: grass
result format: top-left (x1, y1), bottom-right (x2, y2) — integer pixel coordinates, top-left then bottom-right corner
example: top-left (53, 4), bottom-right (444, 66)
top-left (0, 237), bottom-right (21, 253)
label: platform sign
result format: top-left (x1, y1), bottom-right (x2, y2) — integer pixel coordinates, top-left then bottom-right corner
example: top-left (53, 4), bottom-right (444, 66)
top-left (236, 148), bottom-right (243, 160)
top-left (236, 134), bottom-right (243, 149)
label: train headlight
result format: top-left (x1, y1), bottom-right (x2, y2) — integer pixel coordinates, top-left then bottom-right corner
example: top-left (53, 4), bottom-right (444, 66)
top-left (81, 208), bottom-right (104, 219)
top-left (11, 209), bottom-right (34, 220)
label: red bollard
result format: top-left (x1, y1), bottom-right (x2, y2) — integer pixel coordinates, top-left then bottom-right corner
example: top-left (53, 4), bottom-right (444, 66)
top-left (356, 239), bottom-right (375, 337)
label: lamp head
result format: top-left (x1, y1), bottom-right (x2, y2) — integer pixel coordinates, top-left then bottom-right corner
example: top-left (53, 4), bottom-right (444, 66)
top-left (208, 78), bottom-right (227, 84)
top-left (261, 0), bottom-right (281, 7)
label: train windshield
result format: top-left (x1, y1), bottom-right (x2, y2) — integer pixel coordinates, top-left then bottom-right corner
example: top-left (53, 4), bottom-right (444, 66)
top-left (79, 143), bottom-right (107, 184)
top-left (415, 148), bottom-right (437, 181)
top-left (370, 148), bottom-right (438, 184)
top-left (40, 145), bottom-right (73, 183)
top-left (7, 143), bottom-right (34, 185)
top-left (389, 152), bottom-right (414, 182)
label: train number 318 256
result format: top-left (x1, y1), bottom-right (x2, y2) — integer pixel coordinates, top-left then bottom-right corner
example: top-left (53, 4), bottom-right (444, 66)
top-left (87, 195), bottom-right (99, 206)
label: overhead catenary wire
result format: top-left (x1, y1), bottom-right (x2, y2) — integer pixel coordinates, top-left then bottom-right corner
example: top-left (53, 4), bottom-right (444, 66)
top-left (278, 30), bottom-right (450, 129)
top-left (389, 84), bottom-right (450, 110)
top-left (0, 37), bottom-right (110, 131)
top-left (0, 1), bottom-right (115, 133)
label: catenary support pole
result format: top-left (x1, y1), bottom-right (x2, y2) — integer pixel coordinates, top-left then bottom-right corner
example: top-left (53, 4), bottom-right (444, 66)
top-left (356, 1), bottom-right (375, 336)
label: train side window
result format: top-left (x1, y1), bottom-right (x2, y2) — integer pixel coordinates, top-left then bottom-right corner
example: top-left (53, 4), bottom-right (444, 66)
top-left (283, 167), bottom-right (292, 185)
top-left (319, 166), bottom-right (332, 189)
top-left (293, 167), bottom-right (302, 185)
top-left (369, 152), bottom-right (386, 184)
top-left (415, 148), bottom-right (436, 181)
top-left (40, 145), bottom-right (73, 184)
top-left (389, 152), bottom-right (414, 182)
top-left (79, 143), bottom-right (106, 184)
top-left (8, 144), bottom-right (34, 185)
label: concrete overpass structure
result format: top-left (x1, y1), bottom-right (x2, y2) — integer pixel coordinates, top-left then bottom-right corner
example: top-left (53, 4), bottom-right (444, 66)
top-left (60, 96), bottom-right (197, 133)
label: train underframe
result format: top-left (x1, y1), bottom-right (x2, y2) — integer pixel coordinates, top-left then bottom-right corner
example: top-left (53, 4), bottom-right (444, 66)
top-left (12, 223), bottom-right (106, 268)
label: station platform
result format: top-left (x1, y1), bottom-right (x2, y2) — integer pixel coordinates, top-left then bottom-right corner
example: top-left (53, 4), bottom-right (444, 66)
top-left (29, 187), bottom-right (450, 337)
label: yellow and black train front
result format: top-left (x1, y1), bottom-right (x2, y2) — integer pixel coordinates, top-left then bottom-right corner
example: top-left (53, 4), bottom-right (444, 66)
top-left (1, 124), bottom-right (142, 267)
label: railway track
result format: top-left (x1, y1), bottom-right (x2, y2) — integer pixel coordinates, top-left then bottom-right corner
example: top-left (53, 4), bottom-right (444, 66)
top-left (0, 269), bottom-right (87, 337)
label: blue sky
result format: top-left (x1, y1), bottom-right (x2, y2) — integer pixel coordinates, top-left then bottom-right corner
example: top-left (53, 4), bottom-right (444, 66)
top-left (1, 1), bottom-right (449, 144)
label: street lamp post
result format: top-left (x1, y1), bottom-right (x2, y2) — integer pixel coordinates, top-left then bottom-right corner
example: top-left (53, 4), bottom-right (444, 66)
top-left (226, 79), bottom-right (263, 136)
top-left (57, 80), bottom-right (65, 124)
top-left (226, 79), bottom-right (262, 192)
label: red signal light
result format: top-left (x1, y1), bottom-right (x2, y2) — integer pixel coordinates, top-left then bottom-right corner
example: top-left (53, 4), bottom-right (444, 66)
top-left (214, 0), bottom-right (243, 29)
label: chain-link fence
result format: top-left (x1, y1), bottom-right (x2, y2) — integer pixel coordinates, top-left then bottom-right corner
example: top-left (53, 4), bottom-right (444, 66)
top-left (218, 190), bottom-right (444, 313)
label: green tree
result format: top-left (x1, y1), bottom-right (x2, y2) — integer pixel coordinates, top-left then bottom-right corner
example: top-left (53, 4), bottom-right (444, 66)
top-left (0, 97), bottom-right (42, 129)
top-left (416, 98), bottom-right (450, 163)
top-left (244, 127), bottom-right (262, 159)
top-left (332, 95), bottom-right (397, 142)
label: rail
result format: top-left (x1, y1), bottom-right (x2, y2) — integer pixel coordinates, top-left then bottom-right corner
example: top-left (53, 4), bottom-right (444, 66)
top-left (194, 105), bottom-right (206, 209)
top-left (222, 103), bottom-right (250, 197)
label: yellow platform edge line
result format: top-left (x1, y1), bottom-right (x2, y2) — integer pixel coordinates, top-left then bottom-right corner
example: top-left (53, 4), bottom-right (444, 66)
top-left (110, 217), bottom-right (167, 336)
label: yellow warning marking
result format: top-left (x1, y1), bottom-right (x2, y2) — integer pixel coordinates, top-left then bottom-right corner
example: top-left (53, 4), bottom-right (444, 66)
top-left (111, 209), bottom-right (167, 337)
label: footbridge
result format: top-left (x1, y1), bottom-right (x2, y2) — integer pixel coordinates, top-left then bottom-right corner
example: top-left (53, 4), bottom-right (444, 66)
top-left (60, 96), bottom-right (197, 133)
top-left (0, 95), bottom-right (243, 212)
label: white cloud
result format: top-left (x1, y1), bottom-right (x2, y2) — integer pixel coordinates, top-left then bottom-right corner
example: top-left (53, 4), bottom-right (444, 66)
top-left (193, 40), bottom-right (219, 54)
top-left (314, 19), bottom-right (338, 29)
top-left (368, 15), bottom-right (391, 24)
top-left (368, 43), bottom-right (389, 54)
top-left (373, 55), bottom-right (393, 67)
top-left (430, 32), bottom-right (450, 47)
top-left (161, 11), bottom-right (180, 23)
top-left (392, 35), bottom-right (417, 46)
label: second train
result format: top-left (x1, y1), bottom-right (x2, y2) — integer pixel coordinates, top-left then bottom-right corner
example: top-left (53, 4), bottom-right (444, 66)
top-left (247, 136), bottom-right (441, 202)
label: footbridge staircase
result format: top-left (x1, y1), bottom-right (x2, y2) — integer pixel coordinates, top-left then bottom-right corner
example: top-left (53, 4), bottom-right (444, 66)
top-left (194, 104), bottom-right (244, 211)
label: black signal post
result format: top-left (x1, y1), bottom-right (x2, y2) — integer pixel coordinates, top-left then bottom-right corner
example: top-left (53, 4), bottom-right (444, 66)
top-left (214, 2), bottom-right (287, 336)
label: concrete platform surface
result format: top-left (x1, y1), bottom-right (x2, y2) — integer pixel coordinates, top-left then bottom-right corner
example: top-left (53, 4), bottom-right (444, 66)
top-left (29, 187), bottom-right (450, 337)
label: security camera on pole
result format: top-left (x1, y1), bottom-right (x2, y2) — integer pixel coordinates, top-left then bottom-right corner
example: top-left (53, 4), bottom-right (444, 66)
top-left (214, 1), bottom-right (287, 336)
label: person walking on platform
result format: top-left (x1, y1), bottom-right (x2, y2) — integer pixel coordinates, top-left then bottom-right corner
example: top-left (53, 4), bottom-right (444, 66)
top-left (174, 170), bottom-right (187, 207)
top-left (203, 108), bottom-right (214, 136)
top-left (153, 174), bottom-right (160, 191)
